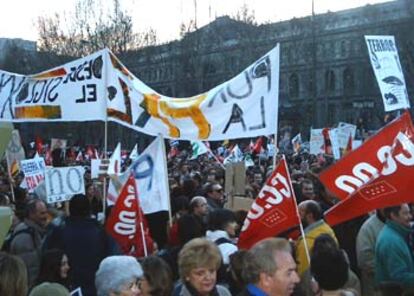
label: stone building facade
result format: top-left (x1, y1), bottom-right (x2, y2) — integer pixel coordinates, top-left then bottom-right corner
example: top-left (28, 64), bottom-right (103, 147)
top-left (124, 0), bottom-right (414, 137)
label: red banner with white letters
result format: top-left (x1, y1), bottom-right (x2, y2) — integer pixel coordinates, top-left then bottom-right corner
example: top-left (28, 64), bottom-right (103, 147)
top-left (106, 174), bottom-right (153, 256)
top-left (238, 157), bottom-right (300, 249)
top-left (319, 111), bottom-right (414, 200)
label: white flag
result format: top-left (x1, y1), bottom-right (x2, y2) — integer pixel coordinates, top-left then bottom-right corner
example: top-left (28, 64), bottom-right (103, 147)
top-left (107, 136), bottom-right (169, 214)
top-left (107, 143), bottom-right (121, 176)
top-left (129, 144), bottom-right (139, 161)
top-left (223, 145), bottom-right (244, 165)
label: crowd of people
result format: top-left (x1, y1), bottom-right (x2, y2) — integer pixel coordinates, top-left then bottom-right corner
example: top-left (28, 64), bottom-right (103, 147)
top-left (0, 139), bottom-right (414, 296)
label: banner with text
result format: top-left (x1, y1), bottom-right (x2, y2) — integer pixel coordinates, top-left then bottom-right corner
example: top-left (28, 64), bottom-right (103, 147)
top-left (319, 111), bottom-right (414, 200)
top-left (365, 35), bottom-right (410, 112)
top-left (20, 156), bottom-right (46, 192)
top-left (45, 166), bottom-right (85, 203)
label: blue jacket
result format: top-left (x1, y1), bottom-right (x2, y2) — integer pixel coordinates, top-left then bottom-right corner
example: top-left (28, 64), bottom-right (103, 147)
top-left (375, 220), bottom-right (414, 288)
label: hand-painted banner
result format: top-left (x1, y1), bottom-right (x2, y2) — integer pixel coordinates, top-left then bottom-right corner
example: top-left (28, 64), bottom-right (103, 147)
top-left (0, 45), bottom-right (280, 140)
top-left (319, 111), bottom-right (414, 200)
top-left (0, 50), bottom-right (107, 122)
top-left (365, 36), bottom-right (410, 112)
top-left (238, 156), bottom-right (300, 250)
top-left (105, 45), bottom-right (280, 140)
top-left (20, 156), bottom-right (46, 192)
top-left (45, 166), bottom-right (85, 204)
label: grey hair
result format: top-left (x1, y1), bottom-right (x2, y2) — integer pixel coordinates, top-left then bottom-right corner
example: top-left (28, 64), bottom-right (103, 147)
top-left (95, 256), bottom-right (143, 296)
top-left (242, 238), bottom-right (292, 284)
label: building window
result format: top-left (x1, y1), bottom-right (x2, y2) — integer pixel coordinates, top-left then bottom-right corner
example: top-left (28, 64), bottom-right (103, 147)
top-left (325, 70), bottom-right (336, 92)
top-left (343, 68), bottom-right (354, 94)
top-left (289, 73), bottom-right (299, 98)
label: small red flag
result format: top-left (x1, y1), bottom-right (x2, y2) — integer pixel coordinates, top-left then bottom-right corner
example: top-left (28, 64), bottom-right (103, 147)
top-left (238, 156), bottom-right (300, 249)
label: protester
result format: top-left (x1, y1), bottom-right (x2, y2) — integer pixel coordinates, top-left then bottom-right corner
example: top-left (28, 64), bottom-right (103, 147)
top-left (296, 200), bottom-right (337, 276)
top-left (206, 208), bottom-right (238, 265)
top-left (95, 255), bottom-right (143, 296)
top-left (175, 238), bottom-right (231, 296)
top-left (36, 249), bottom-right (72, 290)
top-left (44, 194), bottom-right (114, 296)
top-left (178, 196), bottom-right (209, 245)
top-left (356, 210), bottom-right (385, 296)
top-left (375, 204), bottom-right (414, 292)
top-left (29, 282), bottom-right (70, 296)
top-left (10, 198), bottom-right (48, 286)
top-left (0, 251), bottom-right (28, 296)
top-left (227, 250), bottom-right (248, 295)
top-left (140, 256), bottom-right (173, 296)
top-left (240, 237), bottom-right (300, 296)
top-left (204, 182), bottom-right (225, 211)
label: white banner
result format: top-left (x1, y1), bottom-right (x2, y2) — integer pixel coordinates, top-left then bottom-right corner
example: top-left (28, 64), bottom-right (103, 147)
top-left (106, 45), bottom-right (280, 140)
top-left (0, 46), bottom-right (280, 141)
top-left (328, 128), bottom-right (341, 160)
top-left (365, 35), bottom-right (410, 112)
top-left (0, 50), bottom-right (108, 122)
top-left (309, 128), bottom-right (324, 155)
top-left (20, 156), bottom-right (46, 192)
top-left (45, 166), bottom-right (85, 204)
top-left (108, 136), bottom-right (169, 214)
top-left (337, 122), bottom-right (356, 149)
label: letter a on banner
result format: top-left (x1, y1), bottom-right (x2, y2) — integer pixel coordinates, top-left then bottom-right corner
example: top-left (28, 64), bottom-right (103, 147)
top-left (319, 111), bottom-right (414, 200)
top-left (238, 156), bottom-right (300, 250)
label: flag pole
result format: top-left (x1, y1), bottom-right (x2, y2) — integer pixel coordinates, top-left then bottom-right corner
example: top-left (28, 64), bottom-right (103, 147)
top-left (206, 145), bottom-right (225, 170)
top-left (158, 134), bottom-right (173, 227)
top-left (102, 49), bottom-right (109, 222)
top-left (283, 154), bottom-right (311, 265)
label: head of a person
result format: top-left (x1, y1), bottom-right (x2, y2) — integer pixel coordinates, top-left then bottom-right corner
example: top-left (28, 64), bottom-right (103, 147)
top-left (178, 238), bottom-right (222, 295)
top-left (0, 252), bottom-right (28, 296)
top-left (228, 250), bottom-right (249, 290)
top-left (190, 196), bottom-right (208, 217)
top-left (298, 200), bottom-right (322, 228)
top-left (384, 203), bottom-right (412, 228)
top-left (69, 194), bottom-right (91, 218)
top-left (140, 256), bottom-right (172, 296)
top-left (29, 282), bottom-right (70, 296)
top-left (205, 182), bottom-right (224, 205)
top-left (37, 249), bottom-right (70, 285)
top-left (26, 198), bottom-right (48, 228)
top-left (300, 179), bottom-right (315, 200)
top-left (171, 195), bottom-right (189, 217)
top-left (242, 238), bottom-right (299, 296)
top-left (208, 208), bottom-right (238, 237)
top-left (311, 244), bottom-right (349, 291)
top-left (95, 255), bottom-right (143, 296)
top-left (0, 192), bottom-right (10, 206)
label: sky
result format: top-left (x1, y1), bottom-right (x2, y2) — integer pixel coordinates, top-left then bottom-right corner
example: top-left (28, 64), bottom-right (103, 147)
top-left (0, 0), bottom-right (392, 43)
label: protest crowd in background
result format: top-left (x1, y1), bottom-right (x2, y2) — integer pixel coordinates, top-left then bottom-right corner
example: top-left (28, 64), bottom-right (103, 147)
top-left (1, 117), bottom-right (414, 296)
top-left (0, 36), bottom-right (414, 296)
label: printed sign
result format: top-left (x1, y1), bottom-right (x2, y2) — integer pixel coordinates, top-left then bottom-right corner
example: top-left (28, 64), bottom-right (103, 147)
top-left (20, 157), bottom-right (46, 192)
top-left (45, 166), bottom-right (85, 203)
top-left (365, 35), bottom-right (410, 112)
top-left (309, 128), bottom-right (324, 155)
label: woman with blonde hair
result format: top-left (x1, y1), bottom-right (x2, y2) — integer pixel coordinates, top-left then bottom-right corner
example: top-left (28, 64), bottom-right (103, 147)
top-left (0, 251), bottom-right (28, 296)
top-left (174, 238), bottom-right (231, 296)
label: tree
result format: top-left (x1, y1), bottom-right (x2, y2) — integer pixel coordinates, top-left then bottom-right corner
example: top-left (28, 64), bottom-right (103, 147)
top-left (36, 0), bottom-right (158, 57)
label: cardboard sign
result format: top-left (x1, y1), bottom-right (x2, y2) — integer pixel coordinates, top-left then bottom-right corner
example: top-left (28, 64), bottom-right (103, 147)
top-left (20, 157), bottom-right (46, 192)
top-left (45, 166), bottom-right (85, 203)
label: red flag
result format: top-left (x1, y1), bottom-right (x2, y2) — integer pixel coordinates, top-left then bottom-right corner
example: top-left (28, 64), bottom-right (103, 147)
top-left (343, 134), bottom-right (353, 156)
top-left (35, 136), bottom-right (43, 155)
top-left (319, 111), bottom-right (414, 200)
top-left (325, 125), bottom-right (414, 226)
top-left (322, 128), bottom-right (332, 155)
top-left (238, 156), bottom-right (300, 249)
top-left (252, 137), bottom-right (264, 154)
top-left (106, 174), bottom-right (153, 256)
